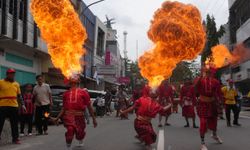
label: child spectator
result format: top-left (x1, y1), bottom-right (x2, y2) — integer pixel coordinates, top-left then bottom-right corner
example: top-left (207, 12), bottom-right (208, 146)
top-left (20, 84), bottom-right (34, 136)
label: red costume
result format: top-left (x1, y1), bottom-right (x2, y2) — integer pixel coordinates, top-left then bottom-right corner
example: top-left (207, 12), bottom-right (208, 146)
top-left (134, 96), bottom-right (165, 145)
top-left (157, 84), bottom-right (173, 116)
top-left (194, 76), bottom-right (221, 136)
top-left (180, 84), bottom-right (196, 118)
top-left (62, 88), bottom-right (91, 144)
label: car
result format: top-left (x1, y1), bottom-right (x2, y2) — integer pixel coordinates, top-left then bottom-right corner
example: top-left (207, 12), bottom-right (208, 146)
top-left (50, 85), bottom-right (69, 117)
top-left (241, 96), bottom-right (250, 107)
top-left (50, 86), bottom-right (108, 117)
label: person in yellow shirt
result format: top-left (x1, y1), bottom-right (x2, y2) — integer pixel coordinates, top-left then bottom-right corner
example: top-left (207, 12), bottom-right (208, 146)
top-left (221, 79), bottom-right (241, 127)
top-left (0, 68), bottom-right (26, 144)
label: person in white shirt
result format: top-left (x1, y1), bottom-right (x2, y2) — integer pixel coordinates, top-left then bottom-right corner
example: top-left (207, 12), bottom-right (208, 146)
top-left (33, 75), bottom-right (53, 135)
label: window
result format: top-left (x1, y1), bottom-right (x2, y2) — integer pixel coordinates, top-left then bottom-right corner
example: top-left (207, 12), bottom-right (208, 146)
top-left (9, 0), bottom-right (13, 14)
top-left (96, 28), bottom-right (105, 57)
top-left (0, 0), bottom-right (2, 9)
top-left (19, 0), bottom-right (24, 20)
top-left (232, 66), bottom-right (240, 73)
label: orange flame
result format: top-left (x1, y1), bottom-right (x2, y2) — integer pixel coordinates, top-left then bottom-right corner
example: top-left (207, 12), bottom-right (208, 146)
top-left (207, 44), bottom-right (250, 68)
top-left (139, 1), bottom-right (206, 88)
top-left (30, 0), bottom-right (87, 78)
top-left (44, 112), bottom-right (50, 118)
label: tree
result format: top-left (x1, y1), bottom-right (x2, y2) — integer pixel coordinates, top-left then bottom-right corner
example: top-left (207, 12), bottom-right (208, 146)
top-left (171, 62), bottom-right (193, 83)
top-left (201, 14), bottom-right (225, 63)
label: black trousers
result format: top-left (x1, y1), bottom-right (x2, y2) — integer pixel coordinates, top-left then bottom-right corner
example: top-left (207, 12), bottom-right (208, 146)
top-left (35, 105), bottom-right (50, 134)
top-left (225, 104), bottom-right (239, 124)
top-left (0, 107), bottom-right (19, 141)
top-left (20, 114), bottom-right (33, 134)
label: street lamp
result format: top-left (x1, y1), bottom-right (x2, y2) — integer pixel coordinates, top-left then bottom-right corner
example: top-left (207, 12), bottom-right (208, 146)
top-left (82, 0), bottom-right (105, 14)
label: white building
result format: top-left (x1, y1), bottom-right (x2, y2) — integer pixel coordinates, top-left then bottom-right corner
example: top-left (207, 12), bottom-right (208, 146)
top-left (223, 0), bottom-right (250, 94)
top-left (0, 0), bottom-right (50, 85)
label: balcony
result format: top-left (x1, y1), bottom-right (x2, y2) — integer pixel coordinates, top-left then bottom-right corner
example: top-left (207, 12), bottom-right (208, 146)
top-left (237, 18), bottom-right (250, 43)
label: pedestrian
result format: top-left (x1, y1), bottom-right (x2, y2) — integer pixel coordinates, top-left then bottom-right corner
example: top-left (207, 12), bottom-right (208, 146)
top-left (172, 88), bottom-right (179, 113)
top-left (104, 88), bottom-right (112, 115)
top-left (96, 95), bottom-right (105, 117)
top-left (33, 75), bottom-right (53, 135)
top-left (20, 84), bottom-right (35, 136)
top-left (120, 87), bottom-right (172, 150)
top-left (180, 78), bottom-right (198, 128)
top-left (116, 85), bottom-right (129, 119)
top-left (221, 79), bottom-right (241, 127)
top-left (54, 74), bottom-right (97, 150)
top-left (194, 66), bottom-right (223, 150)
top-left (0, 68), bottom-right (26, 144)
top-left (157, 79), bottom-right (173, 127)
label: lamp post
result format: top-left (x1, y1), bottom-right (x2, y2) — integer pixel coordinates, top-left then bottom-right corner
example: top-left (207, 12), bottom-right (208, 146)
top-left (82, 0), bottom-right (105, 14)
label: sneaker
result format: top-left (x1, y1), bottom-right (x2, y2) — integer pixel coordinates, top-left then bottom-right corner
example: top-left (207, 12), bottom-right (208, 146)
top-left (13, 139), bottom-right (21, 144)
top-left (66, 144), bottom-right (72, 150)
top-left (158, 124), bottom-right (163, 127)
top-left (211, 135), bottom-right (223, 144)
top-left (200, 144), bottom-right (208, 150)
top-left (184, 124), bottom-right (190, 128)
top-left (233, 123), bottom-right (241, 126)
top-left (44, 131), bottom-right (48, 135)
top-left (135, 135), bottom-right (143, 143)
top-left (78, 140), bottom-right (84, 147)
top-left (20, 133), bottom-right (25, 137)
top-left (193, 125), bottom-right (199, 128)
top-left (28, 133), bottom-right (32, 136)
top-left (165, 123), bottom-right (171, 126)
top-left (145, 145), bottom-right (153, 150)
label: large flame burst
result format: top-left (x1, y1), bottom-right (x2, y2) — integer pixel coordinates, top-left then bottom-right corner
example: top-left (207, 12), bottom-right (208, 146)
top-left (139, 1), bottom-right (206, 88)
top-left (31, 0), bottom-right (87, 77)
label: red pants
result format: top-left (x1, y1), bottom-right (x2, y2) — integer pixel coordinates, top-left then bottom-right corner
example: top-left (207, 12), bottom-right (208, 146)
top-left (199, 117), bottom-right (217, 136)
top-left (134, 119), bottom-right (156, 145)
top-left (63, 115), bottom-right (86, 144)
top-left (182, 106), bottom-right (195, 118)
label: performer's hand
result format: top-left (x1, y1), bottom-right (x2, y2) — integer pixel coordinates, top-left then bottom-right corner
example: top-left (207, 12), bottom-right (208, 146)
top-left (51, 117), bottom-right (59, 125)
top-left (120, 110), bottom-right (124, 115)
top-left (93, 119), bottom-right (97, 128)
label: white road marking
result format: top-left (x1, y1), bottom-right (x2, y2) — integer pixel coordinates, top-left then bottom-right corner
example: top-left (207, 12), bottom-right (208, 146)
top-left (157, 129), bottom-right (165, 150)
top-left (240, 115), bottom-right (250, 119)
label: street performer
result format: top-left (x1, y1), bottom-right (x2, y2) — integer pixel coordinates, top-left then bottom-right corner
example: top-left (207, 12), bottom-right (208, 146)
top-left (194, 66), bottom-right (223, 150)
top-left (180, 78), bottom-right (198, 128)
top-left (55, 74), bottom-right (97, 150)
top-left (157, 79), bottom-right (174, 127)
top-left (120, 87), bottom-right (172, 150)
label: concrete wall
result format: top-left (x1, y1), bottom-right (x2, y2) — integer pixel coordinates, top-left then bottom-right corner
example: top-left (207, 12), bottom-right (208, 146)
top-left (219, 23), bottom-right (231, 48)
top-left (232, 60), bottom-right (250, 82)
top-left (0, 48), bottom-right (42, 75)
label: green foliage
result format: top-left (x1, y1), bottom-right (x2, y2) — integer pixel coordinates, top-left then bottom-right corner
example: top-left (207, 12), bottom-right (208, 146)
top-left (171, 62), bottom-right (193, 82)
top-left (201, 14), bottom-right (225, 63)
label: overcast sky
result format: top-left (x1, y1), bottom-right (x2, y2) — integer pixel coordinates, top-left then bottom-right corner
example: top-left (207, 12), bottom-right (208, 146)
top-left (84, 0), bottom-right (229, 61)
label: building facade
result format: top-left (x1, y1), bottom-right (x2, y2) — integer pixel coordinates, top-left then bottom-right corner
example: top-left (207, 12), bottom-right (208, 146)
top-left (0, 0), bottom-right (49, 85)
top-left (225, 0), bottom-right (250, 94)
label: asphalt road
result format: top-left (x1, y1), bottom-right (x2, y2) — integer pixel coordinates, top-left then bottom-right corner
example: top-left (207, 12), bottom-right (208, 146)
top-left (1, 112), bottom-right (250, 150)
